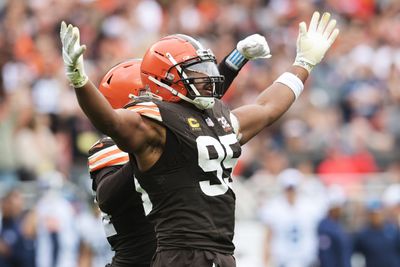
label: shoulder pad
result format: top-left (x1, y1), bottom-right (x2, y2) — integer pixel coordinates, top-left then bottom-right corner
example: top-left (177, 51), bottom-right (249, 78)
top-left (125, 101), bottom-right (162, 122)
top-left (88, 137), bottom-right (115, 156)
top-left (88, 139), bottom-right (129, 173)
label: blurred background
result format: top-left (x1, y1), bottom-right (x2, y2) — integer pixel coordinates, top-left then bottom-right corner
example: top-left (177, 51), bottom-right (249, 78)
top-left (0, 0), bottom-right (400, 266)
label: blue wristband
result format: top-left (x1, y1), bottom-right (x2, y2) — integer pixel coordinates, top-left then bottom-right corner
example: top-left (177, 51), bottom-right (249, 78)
top-left (225, 49), bottom-right (248, 71)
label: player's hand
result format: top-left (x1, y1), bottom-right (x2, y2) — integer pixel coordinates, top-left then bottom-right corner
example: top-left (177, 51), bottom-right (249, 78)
top-left (60, 21), bottom-right (88, 88)
top-left (237, 34), bottom-right (271, 60)
top-left (293, 11), bottom-right (339, 73)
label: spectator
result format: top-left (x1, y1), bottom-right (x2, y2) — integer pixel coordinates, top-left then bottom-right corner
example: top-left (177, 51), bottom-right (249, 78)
top-left (382, 184), bottom-right (400, 227)
top-left (14, 112), bottom-right (58, 181)
top-left (259, 168), bottom-right (322, 267)
top-left (19, 207), bottom-right (36, 267)
top-left (76, 201), bottom-right (113, 267)
top-left (353, 200), bottom-right (400, 267)
top-left (0, 94), bottom-right (19, 190)
top-left (317, 185), bottom-right (352, 267)
top-left (0, 189), bottom-right (26, 267)
top-left (35, 171), bottom-right (79, 267)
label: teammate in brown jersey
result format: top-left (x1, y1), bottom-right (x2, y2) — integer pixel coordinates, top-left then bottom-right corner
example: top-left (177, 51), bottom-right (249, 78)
top-left (61, 11), bottom-right (339, 267)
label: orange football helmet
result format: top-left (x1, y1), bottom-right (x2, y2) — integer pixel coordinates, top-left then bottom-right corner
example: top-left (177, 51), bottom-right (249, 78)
top-left (99, 59), bottom-right (144, 109)
top-left (140, 34), bottom-right (224, 109)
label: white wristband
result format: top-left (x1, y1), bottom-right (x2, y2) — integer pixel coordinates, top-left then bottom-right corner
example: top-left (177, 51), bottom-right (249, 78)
top-left (274, 72), bottom-right (304, 99)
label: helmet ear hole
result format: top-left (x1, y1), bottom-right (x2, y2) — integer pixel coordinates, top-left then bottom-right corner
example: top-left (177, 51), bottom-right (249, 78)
top-left (106, 75), bottom-right (113, 85)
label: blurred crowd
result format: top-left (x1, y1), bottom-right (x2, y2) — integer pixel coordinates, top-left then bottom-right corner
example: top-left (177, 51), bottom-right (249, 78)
top-left (0, 0), bottom-right (400, 266)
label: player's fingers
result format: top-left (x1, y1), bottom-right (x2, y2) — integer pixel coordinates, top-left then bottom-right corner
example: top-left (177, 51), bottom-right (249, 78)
top-left (327, 28), bottom-right (340, 46)
top-left (66, 23), bottom-right (74, 37)
top-left (309, 11), bottom-right (320, 32)
top-left (243, 40), bottom-right (257, 49)
top-left (317, 12), bottom-right (330, 34)
top-left (60, 21), bottom-right (67, 41)
top-left (323, 19), bottom-right (337, 39)
top-left (254, 34), bottom-right (267, 43)
top-left (64, 24), bottom-right (74, 50)
top-left (71, 45), bottom-right (86, 62)
top-left (299, 22), bottom-right (307, 37)
top-left (73, 26), bottom-right (80, 44)
top-left (67, 28), bottom-right (79, 54)
top-left (261, 49), bottom-right (272, 58)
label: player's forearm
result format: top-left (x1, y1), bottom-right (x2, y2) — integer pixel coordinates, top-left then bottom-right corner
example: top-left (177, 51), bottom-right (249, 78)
top-left (218, 59), bottom-right (238, 97)
top-left (234, 66), bottom-right (307, 144)
top-left (217, 49), bottom-right (248, 97)
top-left (255, 66), bottom-right (308, 125)
top-left (74, 80), bottom-right (120, 136)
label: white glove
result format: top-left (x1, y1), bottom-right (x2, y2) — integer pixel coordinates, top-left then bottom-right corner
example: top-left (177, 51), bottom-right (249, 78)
top-left (237, 34), bottom-right (271, 60)
top-left (293, 11), bottom-right (339, 73)
top-left (60, 21), bottom-right (88, 88)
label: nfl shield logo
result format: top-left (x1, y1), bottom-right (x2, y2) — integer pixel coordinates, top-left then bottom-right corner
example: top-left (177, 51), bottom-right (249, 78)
top-left (205, 117), bottom-right (214, 127)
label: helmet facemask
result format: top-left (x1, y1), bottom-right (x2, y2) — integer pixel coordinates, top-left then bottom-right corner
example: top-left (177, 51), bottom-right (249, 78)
top-left (165, 49), bottom-right (224, 109)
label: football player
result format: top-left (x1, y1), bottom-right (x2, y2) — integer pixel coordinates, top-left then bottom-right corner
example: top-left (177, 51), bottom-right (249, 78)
top-left (87, 60), bottom-right (156, 267)
top-left (61, 11), bottom-right (339, 267)
top-left (87, 36), bottom-right (270, 267)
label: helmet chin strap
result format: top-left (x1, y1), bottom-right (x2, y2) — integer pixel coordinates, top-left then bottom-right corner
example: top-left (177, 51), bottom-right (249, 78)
top-left (147, 76), bottom-right (215, 110)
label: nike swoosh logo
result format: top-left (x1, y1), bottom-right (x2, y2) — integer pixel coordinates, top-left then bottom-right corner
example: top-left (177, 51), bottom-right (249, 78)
top-left (93, 142), bottom-right (104, 149)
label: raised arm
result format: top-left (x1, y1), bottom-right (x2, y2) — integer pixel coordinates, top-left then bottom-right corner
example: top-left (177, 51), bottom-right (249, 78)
top-left (218, 34), bottom-right (271, 97)
top-left (60, 22), bottom-right (155, 153)
top-left (233, 11), bottom-right (339, 145)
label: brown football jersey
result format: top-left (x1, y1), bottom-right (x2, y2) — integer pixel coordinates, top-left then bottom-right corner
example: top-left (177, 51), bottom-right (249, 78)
top-left (88, 138), bottom-right (156, 266)
top-left (127, 98), bottom-right (241, 254)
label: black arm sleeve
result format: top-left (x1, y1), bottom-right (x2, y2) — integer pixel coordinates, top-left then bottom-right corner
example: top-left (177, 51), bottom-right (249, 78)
top-left (217, 49), bottom-right (248, 98)
top-left (93, 163), bottom-right (135, 213)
